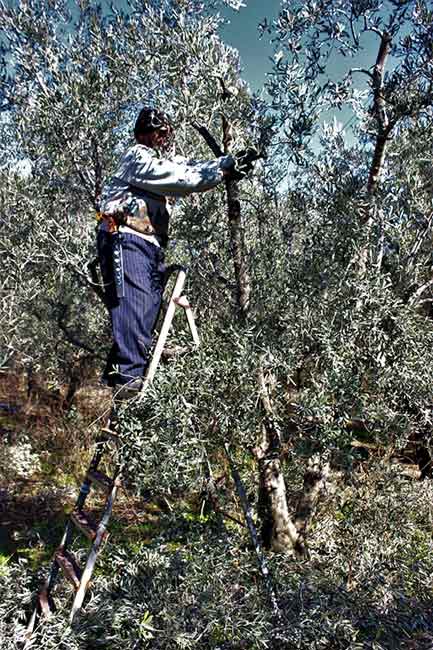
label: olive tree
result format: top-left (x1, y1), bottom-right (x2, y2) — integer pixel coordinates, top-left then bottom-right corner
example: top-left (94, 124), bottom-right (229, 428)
top-left (0, 0), bottom-right (263, 375)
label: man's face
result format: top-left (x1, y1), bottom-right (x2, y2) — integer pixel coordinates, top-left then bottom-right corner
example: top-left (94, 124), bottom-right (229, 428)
top-left (149, 126), bottom-right (172, 151)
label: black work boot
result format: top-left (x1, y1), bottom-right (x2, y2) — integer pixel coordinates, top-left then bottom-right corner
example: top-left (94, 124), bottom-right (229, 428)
top-left (112, 378), bottom-right (143, 403)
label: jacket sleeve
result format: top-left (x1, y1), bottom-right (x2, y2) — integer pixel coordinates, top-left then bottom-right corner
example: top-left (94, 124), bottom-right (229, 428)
top-left (119, 145), bottom-right (234, 197)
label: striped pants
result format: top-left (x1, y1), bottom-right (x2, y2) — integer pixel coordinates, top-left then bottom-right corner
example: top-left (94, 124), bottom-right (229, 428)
top-left (97, 229), bottom-right (165, 386)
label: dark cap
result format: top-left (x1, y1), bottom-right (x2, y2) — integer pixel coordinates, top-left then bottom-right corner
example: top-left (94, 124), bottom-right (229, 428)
top-left (134, 107), bottom-right (171, 139)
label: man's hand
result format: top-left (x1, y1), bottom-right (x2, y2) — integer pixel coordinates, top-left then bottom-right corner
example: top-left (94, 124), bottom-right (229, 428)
top-left (226, 147), bottom-right (259, 181)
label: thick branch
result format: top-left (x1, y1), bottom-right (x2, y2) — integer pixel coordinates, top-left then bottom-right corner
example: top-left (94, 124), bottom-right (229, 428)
top-left (366, 126), bottom-right (394, 195)
top-left (191, 121), bottom-right (223, 157)
top-left (366, 30), bottom-right (393, 195)
top-left (225, 177), bottom-right (251, 317)
top-left (222, 115), bottom-right (251, 319)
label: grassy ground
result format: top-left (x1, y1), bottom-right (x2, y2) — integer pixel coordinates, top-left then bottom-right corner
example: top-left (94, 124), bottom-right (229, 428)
top-left (2, 374), bottom-right (433, 649)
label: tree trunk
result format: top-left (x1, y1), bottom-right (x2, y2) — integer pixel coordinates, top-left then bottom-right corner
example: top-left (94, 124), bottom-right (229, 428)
top-left (256, 367), bottom-right (302, 554)
top-left (225, 177), bottom-right (251, 319)
top-left (255, 421), bottom-right (301, 554)
top-left (294, 456), bottom-right (330, 551)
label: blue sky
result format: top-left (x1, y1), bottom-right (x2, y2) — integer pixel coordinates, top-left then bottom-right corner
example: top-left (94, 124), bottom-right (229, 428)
top-left (219, 0), bottom-right (282, 92)
top-left (217, 1), bottom-right (389, 141)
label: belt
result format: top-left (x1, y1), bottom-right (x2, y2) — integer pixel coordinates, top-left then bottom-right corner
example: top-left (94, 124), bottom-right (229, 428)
top-left (98, 206), bottom-right (167, 244)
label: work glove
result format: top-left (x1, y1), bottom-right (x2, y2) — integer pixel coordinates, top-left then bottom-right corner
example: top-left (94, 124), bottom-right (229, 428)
top-left (228, 147), bottom-right (259, 181)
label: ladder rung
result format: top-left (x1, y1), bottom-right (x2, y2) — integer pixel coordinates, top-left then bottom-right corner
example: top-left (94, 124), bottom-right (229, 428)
top-left (87, 469), bottom-right (116, 491)
top-left (55, 549), bottom-right (82, 591)
top-left (37, 588), bottom-right (52, 617)
top-left (70, 509), bottom-right (98, 541)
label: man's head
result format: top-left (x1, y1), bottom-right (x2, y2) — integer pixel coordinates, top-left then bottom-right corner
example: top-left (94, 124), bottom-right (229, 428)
top-left (134, 107), bottom-right (173, 150)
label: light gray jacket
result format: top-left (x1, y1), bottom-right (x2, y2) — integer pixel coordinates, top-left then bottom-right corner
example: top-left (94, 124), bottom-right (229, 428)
top-left (101, 144), bottom-right (233, 245)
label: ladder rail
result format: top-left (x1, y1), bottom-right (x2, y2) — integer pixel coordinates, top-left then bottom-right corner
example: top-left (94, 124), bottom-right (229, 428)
top-left (143, 267), bottom-right (199, 389)
top-left (24, 265), bottom-right (200, 642)
top-left (70, 476), bottom-right (121, 623)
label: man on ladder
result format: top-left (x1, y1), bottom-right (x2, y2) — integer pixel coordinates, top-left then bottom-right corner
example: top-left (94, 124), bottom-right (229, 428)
top-left (24, 109), bottom-right (256, 642)
top-left (98, 107), bottom-right (252, 399)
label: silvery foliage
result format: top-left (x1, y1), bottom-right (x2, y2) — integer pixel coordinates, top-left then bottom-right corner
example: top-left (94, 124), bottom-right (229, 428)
top-left (0, 0), bottom-right (264, 375)
top-left (264, 0), bottom-right (433, 167)
top-left (0, 433), bottom-right (41, 479)
top-left (3, 462), bottom-right (433, 648)
top-left (238, 0), bottom-right (433, 458)
top-left (248, 123), bottom-right (433, 457)
top-left (2, 1), bottom-right (433, 647)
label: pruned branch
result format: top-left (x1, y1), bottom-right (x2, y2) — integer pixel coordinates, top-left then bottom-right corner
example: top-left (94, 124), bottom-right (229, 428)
top-left (190, 121), bottom-right (223, 157)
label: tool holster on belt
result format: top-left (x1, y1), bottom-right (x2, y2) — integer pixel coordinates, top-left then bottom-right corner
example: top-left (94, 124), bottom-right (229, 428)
top-left (111, 230), bottom-right (125, 299)
top-left (99, 197), bottom-right (168, 242)
top-left (97, 196), bottom-right (169, 300)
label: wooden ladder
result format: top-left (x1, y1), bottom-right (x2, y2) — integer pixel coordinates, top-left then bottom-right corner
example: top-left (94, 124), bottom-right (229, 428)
top-left (24, 266), bottom-right (199, 645)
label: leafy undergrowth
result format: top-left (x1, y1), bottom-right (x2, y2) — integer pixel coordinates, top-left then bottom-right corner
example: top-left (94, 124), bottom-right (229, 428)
top-left (2, 460), bottom-right (433, 650)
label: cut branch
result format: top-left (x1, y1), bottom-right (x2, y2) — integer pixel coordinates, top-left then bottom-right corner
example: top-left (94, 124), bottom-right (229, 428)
top-left (224, 443), bottom-right (282, 623)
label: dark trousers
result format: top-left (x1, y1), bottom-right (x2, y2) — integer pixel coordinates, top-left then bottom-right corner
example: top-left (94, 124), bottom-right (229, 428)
top-left (97, 229), bottom-right (165, 386)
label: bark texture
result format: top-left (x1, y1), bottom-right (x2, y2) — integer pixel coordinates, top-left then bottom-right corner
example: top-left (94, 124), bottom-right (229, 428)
top-left (366, 30), bottom-right (393, 196)
top-left (255, 367), bottom-right (301, 554)
top-left (294, 456), bottom-right (330, 551)
top-left (224, 177), bottom-right (251, 318)
top-left (359, 29), bottom-right (393, 274)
